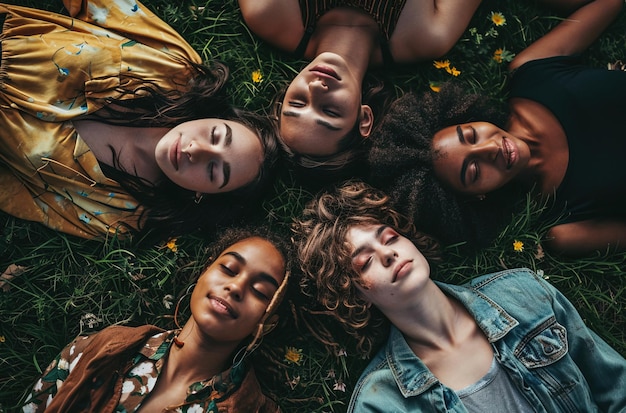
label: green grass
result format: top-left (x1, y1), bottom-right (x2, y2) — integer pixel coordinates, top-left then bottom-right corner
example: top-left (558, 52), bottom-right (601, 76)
top-left (1, 0), bottom-right (625, 412)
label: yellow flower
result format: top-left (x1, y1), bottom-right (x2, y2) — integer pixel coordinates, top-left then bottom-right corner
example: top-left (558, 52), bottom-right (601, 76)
top-left (493, 48), bottom-right (504, 63)
top-left (433, 60), bottom-right (450, 69)
top-left (429, 82), bottom-right (441, 93)
top-left (513, 240), bottom-right (524, 252)
top-left (446, 66), bottom-right (461, 77)
top-left (251, 70), bottom-right (263, 83)
top-left (166, 238), bottom-right (178, 253)
top-left (284, 346), bottom-right (303, 365)
top-left (490, 11), bottom-right (506, 26)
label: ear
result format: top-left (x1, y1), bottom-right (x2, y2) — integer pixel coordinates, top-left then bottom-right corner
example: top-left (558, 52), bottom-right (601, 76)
top-left (358, 105), bottom-right (374, 138)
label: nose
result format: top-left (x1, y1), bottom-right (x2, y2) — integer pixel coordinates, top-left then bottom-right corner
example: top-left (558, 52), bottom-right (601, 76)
top-left (224, 277), bottom-right (245, 301)
top-left (184, 140), bottom-right (218, 163)
top-left (308, 78), bottom-right (329, 94)
top-left (470, 139), bottom-right (500, 162)
top-left (380, 247), bottom-right (398, 267)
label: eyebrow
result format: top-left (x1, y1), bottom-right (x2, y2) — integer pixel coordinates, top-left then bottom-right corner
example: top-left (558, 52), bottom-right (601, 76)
top-left (457, 125), bottom-right (469, 187)
top-left (282, 110), bottom-right (341, 132)
top-left (350, 225), bottom-right (388, 259)
top-left (223, 251), bottom-right (280, 288)
top-left (219, 124), bottom-right (232, 188)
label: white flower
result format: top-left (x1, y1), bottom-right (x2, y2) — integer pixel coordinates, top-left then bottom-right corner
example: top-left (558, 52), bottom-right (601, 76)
top-left (69, 353), bottom-right (83, 371)
top-left (146, 375), bottom-right (157, 391)
top-left (129, 361), bottom-right (154, 376)
top-left (57, 358), bottom-right (69, 370)
top-left (122, 380), bottom-right (135, 395)
top-left (33, 378), bottom-right (44, 391)
top-left (22, 402), bottom-right (37, 413)
top-left (187, 404), bottom-right (203, 413)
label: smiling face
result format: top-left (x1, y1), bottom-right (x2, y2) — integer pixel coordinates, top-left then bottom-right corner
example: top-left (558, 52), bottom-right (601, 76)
top-left (431, 122), bottom-right (531, 196)
top-left (189, 237), bottom-right (286, 344)
top-left (346, 224), bottom-right (430, 312)
top-left (280, 53), bottom-right (366, 157)
top-left (155, 119), bottom-right (263, 194)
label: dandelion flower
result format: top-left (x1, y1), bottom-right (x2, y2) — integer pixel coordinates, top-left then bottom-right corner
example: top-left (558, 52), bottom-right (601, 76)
top-left (446, 66), bottom-right (461, 77)
top-left (429, 82), bottom-right (441, 93)
top-left (166, 238), bottom-right (178, 253)
top-left (284, 346), bottom-right (303, 365)
top-left (493, 48), bottom-right (504, 63)
top-left (251, 70), bottom-right (263, 83)
top-left (433, 60), bottom-right (450, 69)
top-left (490, 11), bottom-right (506, 26)
top-left (513, 240), bottom-right (524, 252)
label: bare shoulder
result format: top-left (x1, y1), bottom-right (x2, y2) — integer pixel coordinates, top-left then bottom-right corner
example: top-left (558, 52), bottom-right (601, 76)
top-left (238, 0), bottom-right (305, 52)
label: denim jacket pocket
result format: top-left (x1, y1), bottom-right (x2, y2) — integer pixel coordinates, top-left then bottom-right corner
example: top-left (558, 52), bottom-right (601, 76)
top-left (514, 316), bottom-right (568, 368)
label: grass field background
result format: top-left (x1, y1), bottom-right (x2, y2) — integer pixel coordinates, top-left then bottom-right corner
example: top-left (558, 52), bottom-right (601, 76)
top-left (1, 0), bottom-right (625, 411)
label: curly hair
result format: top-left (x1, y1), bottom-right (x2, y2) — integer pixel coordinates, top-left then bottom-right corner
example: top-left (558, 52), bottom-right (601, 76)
top-left (367, 82), bottom-right (524, 249)
top-left (92, 61), bottom-right (281, 242)
top-left (274, 74), bottom-right (396, 187)
top-left (292, 180), bottom-right (440, 356)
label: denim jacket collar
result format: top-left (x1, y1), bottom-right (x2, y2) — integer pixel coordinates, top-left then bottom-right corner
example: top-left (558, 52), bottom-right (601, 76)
top-left (386, 281), bottom-right (519, 398)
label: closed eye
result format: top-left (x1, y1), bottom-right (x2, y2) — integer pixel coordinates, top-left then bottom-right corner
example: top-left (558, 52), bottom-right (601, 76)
top-left (220, 264), bottom-right (235, 275)
top-left (288, 101), bottom-right (305, 108)
top-left (210, 126), bottom-right (217, 145)
top-left (323, 108), bottom-right (340, 117)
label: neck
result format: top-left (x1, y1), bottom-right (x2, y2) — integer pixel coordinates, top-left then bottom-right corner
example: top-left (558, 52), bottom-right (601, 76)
top-left (164, 322), bottom-right (240, 385)
top-left (308, 10), bottom-right (378, 79)
top-left (385, 281), bottom-right (466, 352)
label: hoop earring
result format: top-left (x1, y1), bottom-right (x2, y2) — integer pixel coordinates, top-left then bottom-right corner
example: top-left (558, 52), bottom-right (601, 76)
top-left (174, 283), bottom-right (195, 329)
top-left (194, 193), bottom-right (203, 204)
top-left (232, 335), bottom-right (263, 369)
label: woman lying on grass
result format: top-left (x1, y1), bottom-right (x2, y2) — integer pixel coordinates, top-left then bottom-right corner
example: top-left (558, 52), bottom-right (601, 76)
top-left (367, 0), bottom-right (626, 256)
top-left (238, 0), bottom-right (589, 176)
top-left (22, 226), bottom-right (292, 413)
top-left (0, 0), bottom-right (279, 242)
top-left (293, 180), bottom-right (626, 413)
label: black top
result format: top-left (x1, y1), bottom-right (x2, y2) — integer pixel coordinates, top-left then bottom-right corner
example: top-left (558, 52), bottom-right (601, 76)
top-left (509, 56), bottom-right (626, 224)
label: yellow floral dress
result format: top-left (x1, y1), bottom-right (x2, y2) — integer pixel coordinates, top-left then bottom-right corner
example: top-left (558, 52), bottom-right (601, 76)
top-left (0, 0), bottom-right (202, 239)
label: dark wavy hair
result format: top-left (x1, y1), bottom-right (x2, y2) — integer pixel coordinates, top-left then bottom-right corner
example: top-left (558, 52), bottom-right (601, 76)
top-left (292, 180), bottom-right (440, 356)
top-left (91, 61), bottom-right (281, 242)
top-left (274, 74), bottom-right (395, 187)
top-left (367, 82), bottom-right (524, 249)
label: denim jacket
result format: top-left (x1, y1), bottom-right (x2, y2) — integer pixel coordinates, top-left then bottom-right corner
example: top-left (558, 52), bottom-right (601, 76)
top-left (348, 268), bottom-right (626, 413)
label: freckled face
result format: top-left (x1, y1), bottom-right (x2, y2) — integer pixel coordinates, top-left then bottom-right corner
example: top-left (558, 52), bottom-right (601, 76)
top-left (280, 52), bottom-right (363, 156)
top-left (431, 122), bottom-right (531, 196)
top-left (347, 224), bottom-right (430, 312)
top-left (190, 237), bottom-right (286, 344)
top-left (155, 119), bottom-right (263, 194)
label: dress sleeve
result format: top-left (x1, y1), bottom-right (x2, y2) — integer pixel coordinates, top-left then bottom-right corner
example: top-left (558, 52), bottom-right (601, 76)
top-left (535, 274), bottom-right (626, 412)
top-left (21, 335), bottom-right (91, 413)
top-left (61, 0), bottom-right (202, 64)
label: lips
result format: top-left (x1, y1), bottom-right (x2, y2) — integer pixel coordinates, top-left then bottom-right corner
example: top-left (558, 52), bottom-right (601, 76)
top-left (169, 135), bottom-right (181, 171)
top-left (309, 64), bottom-right (341, 81)
top-left (209, 296), bottom-right (238, 319)
top-left (392, 260), bottom-right (413, 283)
top-left (502, 137), bottom-right (517, 169)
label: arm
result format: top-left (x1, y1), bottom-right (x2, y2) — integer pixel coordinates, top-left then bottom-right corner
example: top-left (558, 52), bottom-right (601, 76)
top-left (510, 0), bottom-right (623, 70)
top-left (535, 274), bottom-right (626, 412)
top-left (237, 0), bottom-right (304, 53)
top-left (545, 219), bottom-right (626, 256)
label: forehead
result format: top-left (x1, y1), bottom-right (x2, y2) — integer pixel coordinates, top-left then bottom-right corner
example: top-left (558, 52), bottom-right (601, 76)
top-left (219, 237), bottom-right (286, 283)
top-left (279, 115), bottom-right (343, 156)
top-left (346, 223), bottom-right (383, 247)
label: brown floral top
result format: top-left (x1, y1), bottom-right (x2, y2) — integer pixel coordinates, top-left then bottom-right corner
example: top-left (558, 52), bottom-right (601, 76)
top-left (22, 330), bottom-right (245, 413)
